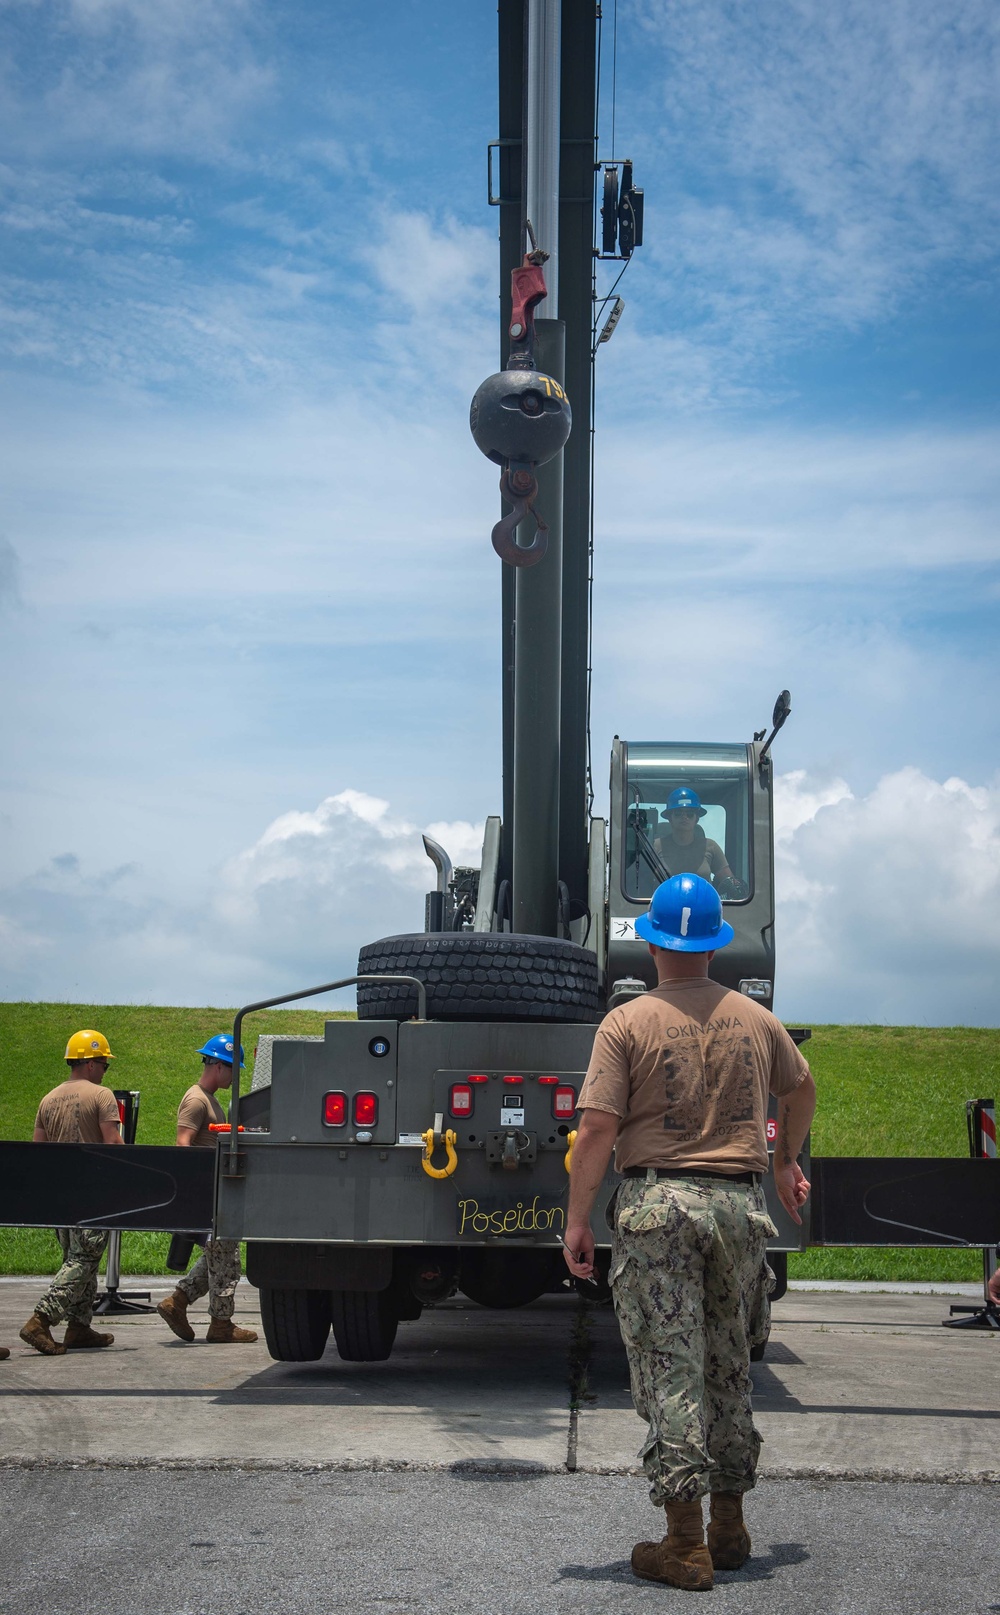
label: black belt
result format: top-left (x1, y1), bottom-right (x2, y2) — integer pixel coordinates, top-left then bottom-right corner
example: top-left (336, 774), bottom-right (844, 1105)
top-left (623, 1167), bottom-right (760, 1185)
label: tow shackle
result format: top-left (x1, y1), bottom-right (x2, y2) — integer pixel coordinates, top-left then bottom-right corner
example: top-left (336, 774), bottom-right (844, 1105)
top-left (421, 1115), bottom-right (458, 1181)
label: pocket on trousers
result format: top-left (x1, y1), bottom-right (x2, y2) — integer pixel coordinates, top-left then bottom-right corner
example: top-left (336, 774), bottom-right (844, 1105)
top-left (747, 1208), bottom-right (779, 1242)
top-left (608, 1252), bottom-right (632, 1288)
top-left (617, 1198), bottom-right (683, 1236)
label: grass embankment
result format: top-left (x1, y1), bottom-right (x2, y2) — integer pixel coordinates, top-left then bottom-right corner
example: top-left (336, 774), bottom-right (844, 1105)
top-left (0, 1002), bottom-right (348, 1277)
top-left (0, 1006), bottom-right (994, 1281)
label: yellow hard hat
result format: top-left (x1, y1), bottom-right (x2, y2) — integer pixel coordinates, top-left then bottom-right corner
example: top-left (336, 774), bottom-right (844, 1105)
top-left (64, 1029), bottom-right (114, 1063)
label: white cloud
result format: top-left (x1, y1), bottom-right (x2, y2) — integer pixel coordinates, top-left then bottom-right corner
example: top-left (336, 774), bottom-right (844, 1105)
top-left (774, 766), bottom-right (1000, 1023)
top-left (2, 770), bottom-right (997, 1027)
top-left (0, 790), bottom-right (485, 1006)
top-left (217, 790), bottom-right (484, 977)
top-left (625, 0), bottom-right (1000, 380)
top-left (0, 0), bottom-right (273, 160)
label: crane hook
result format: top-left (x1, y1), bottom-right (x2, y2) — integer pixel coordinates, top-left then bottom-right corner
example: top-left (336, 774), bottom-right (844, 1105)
top-left (491, 464), bottom-right (549, 567)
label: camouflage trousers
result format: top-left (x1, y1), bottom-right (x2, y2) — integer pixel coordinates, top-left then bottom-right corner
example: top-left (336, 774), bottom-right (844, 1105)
top-left (35, 1227), bottom-right (110, 1326)
top-left (610, 1172), bottom-right (777, 1506)
top-left (177, 1238), bottom-right (241, 1321)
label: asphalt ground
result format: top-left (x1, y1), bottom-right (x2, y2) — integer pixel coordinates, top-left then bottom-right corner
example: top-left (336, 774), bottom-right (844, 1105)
top-left (1, 1278), bottom-right (997, 1612)
top-left (2, 1468), bottom-right (998, 1615)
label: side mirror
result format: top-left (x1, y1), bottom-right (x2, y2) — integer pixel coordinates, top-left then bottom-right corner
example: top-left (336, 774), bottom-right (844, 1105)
top-left (759, 689), bottom-right (792, 765)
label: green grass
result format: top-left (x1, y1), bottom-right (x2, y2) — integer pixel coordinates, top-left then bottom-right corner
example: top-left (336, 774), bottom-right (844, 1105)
top-left (1, 1007), bottom-right (995, 1282)
top-left (786, 1024), bottom-right (996, 1283)
top-left (0, 1002), bottom-right (348, 1277)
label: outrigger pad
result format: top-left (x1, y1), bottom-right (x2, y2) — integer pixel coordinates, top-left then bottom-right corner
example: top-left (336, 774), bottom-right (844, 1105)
top-left (0, 1142), bottom-right (215, 1232)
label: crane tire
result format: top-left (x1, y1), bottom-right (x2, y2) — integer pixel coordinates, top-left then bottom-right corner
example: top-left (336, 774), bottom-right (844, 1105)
top-left (259, 1286), bottom-right (331, 1362)
top-left (331, 1288), bottom-right (399, 1362)
top-left (357, 932), bottom-right (600, 1023)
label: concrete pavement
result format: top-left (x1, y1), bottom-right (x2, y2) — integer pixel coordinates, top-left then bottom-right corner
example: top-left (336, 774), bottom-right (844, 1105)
top-left (1, 1277), bottom-right (996, 1479)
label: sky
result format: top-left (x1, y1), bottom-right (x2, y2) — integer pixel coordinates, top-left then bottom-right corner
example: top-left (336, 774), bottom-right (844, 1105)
top-left (1, 0), bottom-right (998, 1025)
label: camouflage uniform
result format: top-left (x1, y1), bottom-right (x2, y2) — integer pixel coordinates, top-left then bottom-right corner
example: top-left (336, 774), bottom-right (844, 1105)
top-left (35, 1227), bottom-right (110, 1327)
top-left (610, 1171), bottom-right (777, 1505)
top-left (176, 1238), bottom-right (241, 1321)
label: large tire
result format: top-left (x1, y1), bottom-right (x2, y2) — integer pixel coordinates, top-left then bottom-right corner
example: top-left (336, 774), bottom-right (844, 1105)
top-left (259, 1287), bottom-right (332, 1362)
top-left (459, 1249), bottom-right (561, 1310)
top-left (357, 932), bottom-right (600, 1023)
top-left (331, 1288), bottom-right (400, 1362)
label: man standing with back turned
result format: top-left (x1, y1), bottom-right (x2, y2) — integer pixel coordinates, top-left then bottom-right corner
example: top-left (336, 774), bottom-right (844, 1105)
top-left (20, 1030), bottom-right (123, 1355)
top-left (563, 874), bottom-right (816, 1591)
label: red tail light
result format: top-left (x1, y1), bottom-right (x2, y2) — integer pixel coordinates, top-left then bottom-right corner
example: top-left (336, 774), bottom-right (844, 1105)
top-left (537, 1075), bottom-right (558, 1086)
top-left (553, 1085), bottom-right (577, 1119)
top-left (353, 1092), bottom-right (378, 1127)
top-left (449, 1083), bottom-right (473, 1118)
top-left (503, 1074), bottom-right (523, 1085)
top-left (322, 1092), bottom-right (346, 1127)
top-left (467, 1072), bottom-right (489, 1083)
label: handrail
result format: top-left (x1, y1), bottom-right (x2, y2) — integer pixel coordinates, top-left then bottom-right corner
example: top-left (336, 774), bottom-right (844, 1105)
top-left (227, 974), bottom-right (428, 1174)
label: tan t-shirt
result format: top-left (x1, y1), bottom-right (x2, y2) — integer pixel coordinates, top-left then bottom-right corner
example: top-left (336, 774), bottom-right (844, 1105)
top-left (578, 978), bottom-right (809, 1174)
top-left (35, 1079), bottom-right (120, 1144)
top-left (177, 1084), bottom-right (226, 1147)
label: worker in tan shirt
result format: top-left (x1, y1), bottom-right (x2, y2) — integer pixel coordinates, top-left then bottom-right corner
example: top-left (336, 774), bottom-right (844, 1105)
top-left (20, 1030), bottom-right (124, 1356)
top-left (156, 1034), bottom-right (257, 1345)
top-left (563, 874), bottom-right (816, 1591)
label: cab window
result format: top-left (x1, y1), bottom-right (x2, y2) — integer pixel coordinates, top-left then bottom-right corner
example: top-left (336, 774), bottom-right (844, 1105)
top-left (622, 742), bottom-right (752, 904)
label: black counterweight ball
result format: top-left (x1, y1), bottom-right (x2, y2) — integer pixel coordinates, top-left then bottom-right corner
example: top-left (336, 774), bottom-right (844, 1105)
top-left (469, 367), bottom-right (572, 467)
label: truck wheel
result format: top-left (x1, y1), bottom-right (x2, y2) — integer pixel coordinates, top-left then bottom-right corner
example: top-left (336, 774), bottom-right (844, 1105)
top-left (357, 933), bottom-right (600, 1023)
top-left (331, 1288), bottom-right (399, 1361)
top-left (459, 1249), bottom-right (560, 1309)
top-left (259, 1287), bottom-right (331, 1362)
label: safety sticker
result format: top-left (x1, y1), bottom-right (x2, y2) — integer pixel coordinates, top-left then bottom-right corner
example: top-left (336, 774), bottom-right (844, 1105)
top-left (397, 1133), bottom-right (425, 1148)
top-left (610, 917), bottom-right (641, 940)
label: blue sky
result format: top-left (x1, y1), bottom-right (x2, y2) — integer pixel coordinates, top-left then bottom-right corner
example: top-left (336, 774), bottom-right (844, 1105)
top-left (1, 0), bottom-right (998, 1024)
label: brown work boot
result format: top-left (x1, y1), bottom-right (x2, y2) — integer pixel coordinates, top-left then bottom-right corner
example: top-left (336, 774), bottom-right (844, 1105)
top-left (631, 1498), bottom-right (714, 1591)
top-left (63, 1322), bottom-right (115, 1350)
top-left (708, 1491), bottom-right (752, 1570)
top-left (0, 1346), bottom-right (9, 1359)
top-left (157, 1290), bottom-right (195, 1342)
top-left (205, 1318), bottom-right (258, 1344)
top-left (19, 1313), bottom-right (67, 1356)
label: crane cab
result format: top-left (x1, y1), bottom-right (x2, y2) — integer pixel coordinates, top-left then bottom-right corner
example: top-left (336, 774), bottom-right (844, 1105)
top-left (607, 737), bottom-right (777, 1009)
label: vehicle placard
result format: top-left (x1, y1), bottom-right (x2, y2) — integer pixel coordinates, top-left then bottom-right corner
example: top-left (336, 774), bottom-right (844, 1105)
top-left (456, 1193), bottom-right (567, 1237)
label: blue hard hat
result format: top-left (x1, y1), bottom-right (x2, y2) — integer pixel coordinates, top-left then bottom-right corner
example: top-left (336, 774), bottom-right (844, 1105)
top-left (664, 787), bottom-right (706, 818)
top-left (196, 1033), bottom-right (245, 1068)
top-left (635, 873), bottom-right (734, 953)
